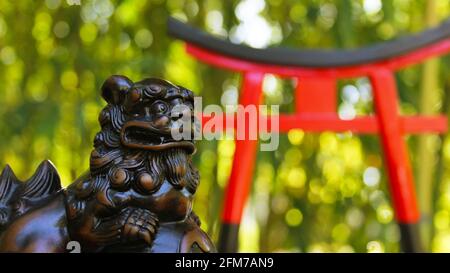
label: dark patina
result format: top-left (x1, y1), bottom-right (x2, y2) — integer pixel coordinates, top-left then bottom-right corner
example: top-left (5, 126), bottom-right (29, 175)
top-left (0, 75), bottom-right (215, 253)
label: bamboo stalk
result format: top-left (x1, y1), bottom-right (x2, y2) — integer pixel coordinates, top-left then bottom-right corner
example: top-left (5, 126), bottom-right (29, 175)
top-left (416, 0), bottom-right (440, 251)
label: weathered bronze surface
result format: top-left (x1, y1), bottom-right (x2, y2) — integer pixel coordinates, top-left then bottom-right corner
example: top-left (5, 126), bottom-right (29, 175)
top-left (0, 75), bottom-right (215, 253)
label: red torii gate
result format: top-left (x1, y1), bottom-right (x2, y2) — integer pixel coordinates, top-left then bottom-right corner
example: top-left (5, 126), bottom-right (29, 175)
top-left (168, 17), bottom-right (450, 253)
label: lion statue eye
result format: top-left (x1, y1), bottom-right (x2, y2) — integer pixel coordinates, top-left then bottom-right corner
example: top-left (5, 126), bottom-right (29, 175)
top-left (143, 84), bottom-right (166, 98)
top-left (151, 101), bottom-right (168, 114)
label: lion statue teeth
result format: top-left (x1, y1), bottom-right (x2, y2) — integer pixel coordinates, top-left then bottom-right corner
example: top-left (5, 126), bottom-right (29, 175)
top-left (0, 75), bottom-right (215, 253)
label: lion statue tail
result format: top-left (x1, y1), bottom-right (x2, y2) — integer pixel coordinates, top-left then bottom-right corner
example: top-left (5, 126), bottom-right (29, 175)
top-left (0, 160), bottom-right (62, 232)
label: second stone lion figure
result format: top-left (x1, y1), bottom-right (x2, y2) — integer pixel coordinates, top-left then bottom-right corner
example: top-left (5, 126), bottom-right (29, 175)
top-left (0, 75), bottom-right (216, 253)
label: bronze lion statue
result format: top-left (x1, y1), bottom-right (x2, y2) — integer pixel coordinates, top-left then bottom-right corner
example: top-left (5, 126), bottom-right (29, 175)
top-left (0, 75), bottom-right (215, 253)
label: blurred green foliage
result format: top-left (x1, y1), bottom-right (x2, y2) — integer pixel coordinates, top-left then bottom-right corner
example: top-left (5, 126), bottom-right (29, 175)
top-left (0, 0), bottom-right (450, 252)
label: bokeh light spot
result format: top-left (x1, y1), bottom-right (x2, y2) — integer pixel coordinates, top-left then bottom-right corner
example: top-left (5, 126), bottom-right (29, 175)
top-left (288, 129), bottom-right (305, 146)
top-left (0, 46), bottom-right (16, 65)
top-left (376, 203), bottom-right (393, 224)
top-left (80, 23), bottom-right (98, 44)
top-left (61, 70), bottom-right (79, 90)
top-left (366, 240), bottom-right (384, 253)
top-left (363, 167), bottom-right (380, 187)
top-left (134, 28), bottom-right (153, 49)
top-left (54, 21), bottom-right (70, 38)
top-left (285, 208), bottom-right (303, 226)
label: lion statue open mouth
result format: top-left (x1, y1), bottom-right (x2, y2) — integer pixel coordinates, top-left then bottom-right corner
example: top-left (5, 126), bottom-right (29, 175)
top-left (0, 75), bottom-right (215, 253)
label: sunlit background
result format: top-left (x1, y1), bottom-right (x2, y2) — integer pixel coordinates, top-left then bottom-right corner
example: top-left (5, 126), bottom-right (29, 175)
top-left (1, 0), bottom-right (450, 252)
